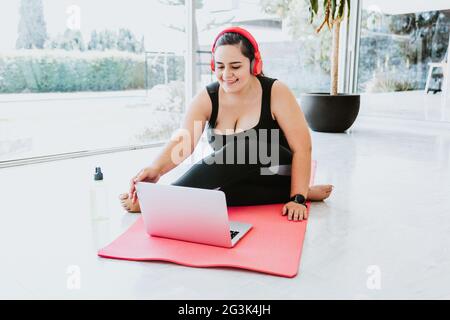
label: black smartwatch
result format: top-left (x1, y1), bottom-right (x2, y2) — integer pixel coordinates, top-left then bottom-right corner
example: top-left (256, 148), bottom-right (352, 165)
top-left (290, 194), bottom-right (307, 207)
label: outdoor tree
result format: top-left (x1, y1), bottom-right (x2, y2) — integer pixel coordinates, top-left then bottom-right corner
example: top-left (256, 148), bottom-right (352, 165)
top-left (117, 28), bottom-right (144, 53)
top-left (307, 0), bottom-right (350, 95)
top-left (87, 29), bottom-right (144, 53)
top-left (97, 30), bottom-right (118, 51)
top-left (16, 0), bottom-right (48, 49)
top-left (45, 29), bottom-right (86, 51)
top-left (260, 0), bottom-right (332, 80)
top-left (88, 30), bottom-right (100, 51)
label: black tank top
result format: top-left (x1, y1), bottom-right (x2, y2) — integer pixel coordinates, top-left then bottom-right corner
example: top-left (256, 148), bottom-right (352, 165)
top-left (205, 75), bottom-right (291, 152)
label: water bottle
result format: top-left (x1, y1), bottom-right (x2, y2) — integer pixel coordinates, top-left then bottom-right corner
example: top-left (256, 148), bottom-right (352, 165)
top-left (90, 167), bottom-right (109, 221)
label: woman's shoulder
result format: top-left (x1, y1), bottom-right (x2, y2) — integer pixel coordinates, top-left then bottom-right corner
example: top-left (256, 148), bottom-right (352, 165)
top-left (269, 79), bottom-right (298, 119)
top-left (187, 87), bottom-right (212, 121)
top-left (270, 78), bottom-right (293, 97)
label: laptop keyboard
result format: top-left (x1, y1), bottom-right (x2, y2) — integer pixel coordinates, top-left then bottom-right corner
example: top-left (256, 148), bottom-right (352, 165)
top-left (230, 230), bottom-right (240, 239)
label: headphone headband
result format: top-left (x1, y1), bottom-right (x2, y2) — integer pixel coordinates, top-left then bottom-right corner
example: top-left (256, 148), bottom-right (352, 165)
top-left (211, 27), bottom-right (260, 55)
top-left (210, 26), bottom-right (263, 75)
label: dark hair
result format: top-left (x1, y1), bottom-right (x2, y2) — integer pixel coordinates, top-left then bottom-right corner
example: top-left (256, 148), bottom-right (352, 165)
top-left (214, 32), bottom-right (264, 76)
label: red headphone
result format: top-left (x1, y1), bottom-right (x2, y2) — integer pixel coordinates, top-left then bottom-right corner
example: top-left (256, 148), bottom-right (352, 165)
top-left (210, 26), bottom-right (263, 76)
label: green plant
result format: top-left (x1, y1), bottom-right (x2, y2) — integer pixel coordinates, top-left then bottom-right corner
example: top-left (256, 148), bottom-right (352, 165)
top-left (363, 71), bottom-right (414, 93)
top-left (307, 0), bottom-right (351, 95)
top-left (0, 49), bottom-right (145, 93)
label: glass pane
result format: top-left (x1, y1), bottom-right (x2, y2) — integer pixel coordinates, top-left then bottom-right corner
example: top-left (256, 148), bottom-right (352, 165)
top-left (0, 0), bottom-right (185, 162)
top-left (358, 1), bottom-right (450, 93)
top-left (193, 0), bottom-right (332, 97)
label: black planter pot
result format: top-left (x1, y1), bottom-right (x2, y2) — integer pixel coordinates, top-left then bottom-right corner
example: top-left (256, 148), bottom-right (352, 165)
top-left (300, 93), bottom-right (360, 133)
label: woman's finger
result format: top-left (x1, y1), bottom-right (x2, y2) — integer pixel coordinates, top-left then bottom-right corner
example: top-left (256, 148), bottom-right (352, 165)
top-left (293, 209), bottom-right (299, 221)
top-left (130, 170), bottom-right (144, 196)
top-left (129, 181), bottom-right (135, 199)
top-left (288, 208), bottom-right (294, 220)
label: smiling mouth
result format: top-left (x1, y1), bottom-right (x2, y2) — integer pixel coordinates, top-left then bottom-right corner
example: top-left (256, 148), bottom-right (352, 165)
top-left (224, 79), bottom-right (239, 85)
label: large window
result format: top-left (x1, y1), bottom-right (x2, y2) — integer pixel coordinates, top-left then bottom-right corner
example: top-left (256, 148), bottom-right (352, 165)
top-left (193, 0), bottom-right (333, 97)
top-left (0, 0), bottom-right (352, 164)
top-left (358, 1), bottom-right (450, 93)
top-left (0, 0), bottom-right (185, 162)
top-left (7, 1), bottom-right (450, 164)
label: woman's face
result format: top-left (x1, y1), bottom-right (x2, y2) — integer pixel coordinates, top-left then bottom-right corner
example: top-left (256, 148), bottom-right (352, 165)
top-left (214, 44), bottom-right (252, 93)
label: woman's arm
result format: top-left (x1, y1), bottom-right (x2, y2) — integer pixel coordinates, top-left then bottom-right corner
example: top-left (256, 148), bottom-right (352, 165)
top-left (129, 89), bottom-right (212, 203)
top-left (150, 88), bottom-right (212, 175)
top-left (271, 81), bottom-right (312, 199)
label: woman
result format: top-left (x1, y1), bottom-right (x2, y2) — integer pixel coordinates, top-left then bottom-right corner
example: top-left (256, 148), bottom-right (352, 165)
top-left (120, 27), bottom-right (333, 221)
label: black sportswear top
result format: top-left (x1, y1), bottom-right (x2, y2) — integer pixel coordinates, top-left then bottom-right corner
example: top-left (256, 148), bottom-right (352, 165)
top-left (205, 75), bottom-right (291, 152)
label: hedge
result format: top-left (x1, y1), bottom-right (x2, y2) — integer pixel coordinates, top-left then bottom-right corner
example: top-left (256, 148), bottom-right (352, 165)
top-left (0, 49), bottom-right (184, 93)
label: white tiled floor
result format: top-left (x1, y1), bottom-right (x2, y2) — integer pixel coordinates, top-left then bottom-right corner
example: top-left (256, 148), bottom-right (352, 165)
top-left (359, 90), bottom-right (450, 122)
top-left (1, 101), bottom-right (450, 299)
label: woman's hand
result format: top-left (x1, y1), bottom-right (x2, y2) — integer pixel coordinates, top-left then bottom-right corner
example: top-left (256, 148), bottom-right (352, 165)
top-left (129, 166), bottom-right (162, 204)
top-left (282, 201), bottom-right (308, 221)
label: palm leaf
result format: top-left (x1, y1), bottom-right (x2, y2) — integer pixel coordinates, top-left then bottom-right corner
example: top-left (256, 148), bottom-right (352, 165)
top-left (337, 0), bottom-right (345, 20)
top-left (310, 0), bottom-right (318, 14)
top-left (331, 0), bottom-right (336, 21)
top-left (309, 0), bottom-right (318, 23)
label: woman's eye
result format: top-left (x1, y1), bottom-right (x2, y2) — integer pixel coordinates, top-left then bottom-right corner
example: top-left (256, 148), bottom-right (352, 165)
top-left (217, 66), bottom-right (241, 70)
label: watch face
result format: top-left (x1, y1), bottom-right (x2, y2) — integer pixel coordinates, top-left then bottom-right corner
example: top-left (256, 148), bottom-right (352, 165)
top-left (295, 195), bottom-right (305, 203)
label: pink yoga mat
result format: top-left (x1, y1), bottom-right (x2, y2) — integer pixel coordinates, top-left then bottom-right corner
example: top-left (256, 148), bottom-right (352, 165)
top-left (98, 161), bottom-right (316, 278)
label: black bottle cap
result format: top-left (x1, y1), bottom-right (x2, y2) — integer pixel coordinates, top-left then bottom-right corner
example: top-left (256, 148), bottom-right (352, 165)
top-left (94, 167), bottom-right (103, 181)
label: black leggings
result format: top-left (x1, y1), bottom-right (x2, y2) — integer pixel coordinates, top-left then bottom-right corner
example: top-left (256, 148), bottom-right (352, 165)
top-left (171, 140), bottom-right (293, 206)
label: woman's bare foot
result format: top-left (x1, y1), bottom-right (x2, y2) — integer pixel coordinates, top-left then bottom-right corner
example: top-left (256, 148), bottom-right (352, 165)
top-left (306, 185), bottom-right (334, 201)
top-left (119, 193), bottom-right (141, 213)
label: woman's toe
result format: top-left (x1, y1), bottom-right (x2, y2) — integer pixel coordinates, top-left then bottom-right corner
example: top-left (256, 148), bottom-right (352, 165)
top-left (119, 193), bottom-right (129, 200)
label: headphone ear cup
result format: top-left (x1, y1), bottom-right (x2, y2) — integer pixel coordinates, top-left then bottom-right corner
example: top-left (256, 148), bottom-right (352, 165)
top-left (258, 61), bottom-right (263, 75)
top-left (210, 57), bottom-right (215, 72)
top-left (254, 58), bottom-right (262, 75)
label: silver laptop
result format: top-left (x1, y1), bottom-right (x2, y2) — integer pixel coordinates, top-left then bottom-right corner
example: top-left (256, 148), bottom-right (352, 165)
top-left (135, 182), bottom-right (253, 248)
